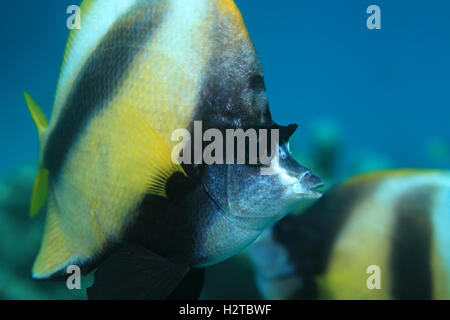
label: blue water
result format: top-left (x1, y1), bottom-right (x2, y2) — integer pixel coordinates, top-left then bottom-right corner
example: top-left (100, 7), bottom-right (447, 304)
top-left (1, 0), bottom-right (449, 177)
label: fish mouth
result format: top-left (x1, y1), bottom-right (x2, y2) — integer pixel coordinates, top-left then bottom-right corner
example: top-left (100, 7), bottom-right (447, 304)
top-left (307, 183), bottom-right (324, 198)
top-left (300, 172), bottom-right (324, 199)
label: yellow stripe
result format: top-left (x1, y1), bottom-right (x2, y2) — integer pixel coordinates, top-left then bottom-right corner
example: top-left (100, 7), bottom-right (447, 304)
top-left (343, 169), bottom-right (448, 187)
top-left (217, 0), bottom-right (249, 39)
top-left (218, 0), bottom-right (246, 31)
top-left (320, 186), bottom-right (393, 299)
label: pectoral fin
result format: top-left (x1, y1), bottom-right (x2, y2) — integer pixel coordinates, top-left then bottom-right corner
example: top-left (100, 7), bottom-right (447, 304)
top-left (87, 243), bottom-right (190, 300)
top-left (123, 107), bottom-right (187, 199)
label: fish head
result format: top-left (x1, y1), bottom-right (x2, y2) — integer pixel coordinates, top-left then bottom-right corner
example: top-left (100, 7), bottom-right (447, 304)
top-left (200, 124), bottom-right (323, 231)
top-left (224, 142), bottom-right (323, 230)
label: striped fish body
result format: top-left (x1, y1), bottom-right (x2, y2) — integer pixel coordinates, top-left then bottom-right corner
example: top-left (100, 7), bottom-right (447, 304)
top-left (249, 170), bottom-right (450, 300)
top-left (32, 0), bottom-right (273, 279)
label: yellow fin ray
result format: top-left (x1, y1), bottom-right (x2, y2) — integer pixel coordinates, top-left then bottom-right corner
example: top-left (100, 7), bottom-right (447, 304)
top-left (24, 91), bottom-right (50, 218)
top-left (124, 107), bottom-right (187, 198)
top-left (30, 168), bottom-right (49, 218)
top-left (23, 91), bottom-right (48, 136)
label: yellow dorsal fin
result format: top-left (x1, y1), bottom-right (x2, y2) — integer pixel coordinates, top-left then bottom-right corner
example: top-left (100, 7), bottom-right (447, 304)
top-left (23, 91), bottom-right (48, 136)
top-left (125, 107), bottom-right (187, 198)
top-left (30, 168), bottom-right (49, 218)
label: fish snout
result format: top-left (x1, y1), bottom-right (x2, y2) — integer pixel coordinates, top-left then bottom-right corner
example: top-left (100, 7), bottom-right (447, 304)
top-left (292, 171), bottom-right (324, 199)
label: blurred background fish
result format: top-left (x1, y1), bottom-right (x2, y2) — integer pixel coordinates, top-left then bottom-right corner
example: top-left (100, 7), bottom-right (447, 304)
top-left (249, 170), bottom-right (450, 300)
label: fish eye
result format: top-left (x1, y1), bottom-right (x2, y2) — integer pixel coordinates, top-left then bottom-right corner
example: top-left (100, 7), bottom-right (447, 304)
top-left (280, 148), bottom-right (288, 160)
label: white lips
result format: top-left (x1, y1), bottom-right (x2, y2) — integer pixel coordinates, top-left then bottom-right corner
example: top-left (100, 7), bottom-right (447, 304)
top-left (291, 172), bottom-right (324, 198)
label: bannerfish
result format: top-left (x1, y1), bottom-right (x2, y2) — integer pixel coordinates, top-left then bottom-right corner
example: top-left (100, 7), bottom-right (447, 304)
top-left (24, 0), bottom-right (323, 299)
top-left (249, 170), bottom-right (450, 300)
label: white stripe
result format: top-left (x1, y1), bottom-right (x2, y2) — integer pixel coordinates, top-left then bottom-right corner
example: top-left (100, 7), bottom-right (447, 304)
top-left (151, 0), bottom-right (212, 82)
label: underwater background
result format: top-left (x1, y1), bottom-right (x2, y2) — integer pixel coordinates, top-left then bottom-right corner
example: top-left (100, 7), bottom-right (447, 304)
top-left (0, 0), bottom-right (449, 299)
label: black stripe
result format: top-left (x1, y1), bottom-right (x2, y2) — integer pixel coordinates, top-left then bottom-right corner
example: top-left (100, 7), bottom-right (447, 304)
top-left (191, 3), bottom-right (272, 132)
top-left (44, 3), bottom-right (165, 178)
top-left (390, 186), bottom-right (435, 299)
